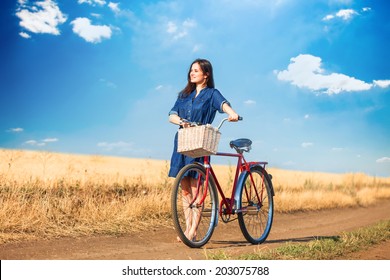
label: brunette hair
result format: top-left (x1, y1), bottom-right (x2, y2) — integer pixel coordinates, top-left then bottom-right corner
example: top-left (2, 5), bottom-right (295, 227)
top-left (179, 58), bottom-right (215, 97)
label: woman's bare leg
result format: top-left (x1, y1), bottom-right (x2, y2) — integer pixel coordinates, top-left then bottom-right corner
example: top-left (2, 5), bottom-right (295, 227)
top-left (187, 177), bottom-right (203, 240)
top-left (178, 176), bottom-right (193, 241)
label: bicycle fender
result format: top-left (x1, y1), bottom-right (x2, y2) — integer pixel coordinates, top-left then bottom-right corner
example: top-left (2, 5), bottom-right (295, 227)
top-left (233, 170), bottom-right (249, 210)
top-left (193, 162), bottom-right (206, 169)
top-left (250, 163), bottom-right (275, 197)
top-left (233, 165), bottom-right (275, 210)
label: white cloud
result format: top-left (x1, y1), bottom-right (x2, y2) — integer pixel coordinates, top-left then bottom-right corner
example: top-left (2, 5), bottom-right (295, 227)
top-left (192, 44), bottom-right (202, 53)
top-left (150, 84), bottom-right (175, 96)
top-left (323, 7), bottom-right (371, 22)
top-left (99, 78), bottom-right (117, 89)
top-left (25, 140), bottom-right (39, 146)
top-left (323, 9), bottom-right (358, 21)
top-left (328, 0), bottom-right (353, 4)
top-left (91, 13), bottom-right (102, 19)
top-left (183, 19), bottom-right (196, 28)
top-left (78, 0), bottom-right (106, 6)
top-left (323, 14), bottom-right (335, 21)
top-left (43, 138), bottom-right (59, 143)
top-left (167, 22), bottom-right (177, 34)
top-left (166, 19), bottom-right (196, 40)
top-left (244, 100), bottom-right (256, 105)
top-left (24, 137), bottom-right (58, 146)
top-left (97, 141), bottom-right (133, 152)
top-left (376, 157), bottom-right (390, 163)
top-left (24, 140), bottom-right (46, 147)
top-left (19, 32), bottom-right (31, 39)
top-left (16, 0), bottom-right (67, 36)
top-left (332, 147), bottom-right (344, 151)
top-left (335, 9), bottom-right (358, 20)
top-left (373, 80), bottom-right (390, 88)
top-left (71, 17), bottom-right (112, 43)
top-left (108, 2), bottom-right (121, 14)
top-left (275, 54), bottom-right (377, 94)
top-left (301, 142), bottom-right (313, 148)
top-left (8, 128), bottom-right (24, 133)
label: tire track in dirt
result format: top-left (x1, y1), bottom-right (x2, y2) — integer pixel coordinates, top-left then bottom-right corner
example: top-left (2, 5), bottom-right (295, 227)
top-left (1, 200), bottom-right (389, 260)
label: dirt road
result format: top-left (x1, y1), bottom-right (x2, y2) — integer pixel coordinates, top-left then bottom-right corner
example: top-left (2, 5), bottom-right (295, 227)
top-left (1, 200), bottom-right (390, 260)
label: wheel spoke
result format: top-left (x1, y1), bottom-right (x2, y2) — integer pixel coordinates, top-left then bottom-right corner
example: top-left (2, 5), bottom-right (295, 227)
top-left (238, 166), bottom-right (274, 244)
top-left (171, 164), bottom-right (218, 248)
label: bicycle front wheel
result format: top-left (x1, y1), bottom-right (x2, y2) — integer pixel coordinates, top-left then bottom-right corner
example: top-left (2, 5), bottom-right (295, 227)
top-left (171, 163), bottom-right (218, 248)
top-left (237, 165), bottom-right (274, 244)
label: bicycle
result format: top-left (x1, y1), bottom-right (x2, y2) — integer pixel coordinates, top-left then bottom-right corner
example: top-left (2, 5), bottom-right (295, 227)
top-left (171, 118), bottom-right (275, 248)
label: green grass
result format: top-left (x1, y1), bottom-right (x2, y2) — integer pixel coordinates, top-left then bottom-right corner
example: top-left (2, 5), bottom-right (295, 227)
top-left (205, 220), bottom-right (390, 260)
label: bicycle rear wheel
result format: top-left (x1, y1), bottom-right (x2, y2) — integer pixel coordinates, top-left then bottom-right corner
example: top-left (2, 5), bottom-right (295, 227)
top-left (237, 165), bottom-right (274, 244)
top-left (171, 163), bottom-right (218, 248)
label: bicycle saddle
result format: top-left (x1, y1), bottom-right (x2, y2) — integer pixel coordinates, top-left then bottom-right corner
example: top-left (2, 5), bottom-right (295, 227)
top-left (229, 138), bottom-right (252, 153)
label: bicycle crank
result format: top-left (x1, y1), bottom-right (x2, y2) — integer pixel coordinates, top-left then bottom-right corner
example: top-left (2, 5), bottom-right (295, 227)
top-left (220, 199), bottom-right (232, 222)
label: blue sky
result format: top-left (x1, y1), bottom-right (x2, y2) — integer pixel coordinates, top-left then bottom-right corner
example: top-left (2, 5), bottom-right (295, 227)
top-left (1, 0), bottom-right (389, 177)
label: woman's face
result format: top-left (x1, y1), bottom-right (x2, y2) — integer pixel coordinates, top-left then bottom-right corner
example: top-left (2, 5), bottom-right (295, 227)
top-left (190, 62), bottom-right (208, 85)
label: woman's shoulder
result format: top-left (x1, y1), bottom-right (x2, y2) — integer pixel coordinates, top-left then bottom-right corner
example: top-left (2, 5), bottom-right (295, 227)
top-left (178, 91), bottom-right (194, 99)
top-left (204, 87), bottom-right (221, 95)
top-left (207, 88), bottom-right (224, 98)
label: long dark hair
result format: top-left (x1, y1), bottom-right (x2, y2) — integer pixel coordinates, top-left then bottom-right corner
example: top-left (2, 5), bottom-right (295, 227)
top-left (179, 58), bottom-right (215, 97)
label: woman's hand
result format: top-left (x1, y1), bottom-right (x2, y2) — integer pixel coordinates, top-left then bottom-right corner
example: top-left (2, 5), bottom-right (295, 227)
top-left (181, 121), bottom-right (191, 128)
top-left (228, 113), bottom-right (239, 122)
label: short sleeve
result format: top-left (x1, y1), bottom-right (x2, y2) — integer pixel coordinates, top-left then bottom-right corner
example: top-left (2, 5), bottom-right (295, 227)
top-left (211, 89), bottom-right (230, 113)
top-left (169, 97), bottom-right (180, 116)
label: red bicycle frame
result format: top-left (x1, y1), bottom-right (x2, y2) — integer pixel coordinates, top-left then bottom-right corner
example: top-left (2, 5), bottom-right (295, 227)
top-left (200, 151), bottom-right (268, 218)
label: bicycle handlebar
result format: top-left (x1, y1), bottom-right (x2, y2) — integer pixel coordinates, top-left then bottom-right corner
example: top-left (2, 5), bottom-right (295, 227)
top-left (216, 116), bottom-right (243, 130)
top-left (181, 116), bottom-right (242, 130)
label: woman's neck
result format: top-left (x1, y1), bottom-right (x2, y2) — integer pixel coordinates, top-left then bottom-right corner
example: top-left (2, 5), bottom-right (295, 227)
top-left (196, 83), bottom-right (206, 95)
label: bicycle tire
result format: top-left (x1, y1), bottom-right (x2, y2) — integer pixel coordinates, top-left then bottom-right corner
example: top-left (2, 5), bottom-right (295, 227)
top-left (171, 163), bottom-right (218, 248)
top-left (237, 165), bottom-right (274, 244)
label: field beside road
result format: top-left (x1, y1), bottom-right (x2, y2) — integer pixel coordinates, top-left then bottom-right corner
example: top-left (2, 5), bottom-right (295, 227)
top-left (1, 149), bottom-right (389, 259)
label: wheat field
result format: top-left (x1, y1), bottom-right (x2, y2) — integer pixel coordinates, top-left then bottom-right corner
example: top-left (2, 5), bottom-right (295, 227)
top-left (1, 149), bottom-right (390, 244)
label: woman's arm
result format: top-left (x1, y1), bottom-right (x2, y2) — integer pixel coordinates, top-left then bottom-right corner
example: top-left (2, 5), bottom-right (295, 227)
top-left (169, 114), bottom-right (191, 128)
top-left (169, 114), bottom-right (181, 125)
top-left (222, 102), bottom-right (239, 121)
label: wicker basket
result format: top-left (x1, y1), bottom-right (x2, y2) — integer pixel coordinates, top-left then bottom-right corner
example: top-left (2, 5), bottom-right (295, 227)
top-left (177, 124), bottom-right (221, 158)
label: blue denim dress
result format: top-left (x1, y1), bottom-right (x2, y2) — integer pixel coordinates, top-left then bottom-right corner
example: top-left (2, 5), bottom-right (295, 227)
top-left (168, 87), bottom-right (229, 177)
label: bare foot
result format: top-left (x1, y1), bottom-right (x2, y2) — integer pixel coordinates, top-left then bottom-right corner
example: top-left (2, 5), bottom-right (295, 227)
top-left (177, 226), bottom-right (190, 243)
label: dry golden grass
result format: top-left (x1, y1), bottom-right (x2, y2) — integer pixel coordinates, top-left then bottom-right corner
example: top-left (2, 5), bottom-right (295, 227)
top-left (269, 168), bottom-right (390, 211)
top-left (1, 149), bottom-right (390, 244)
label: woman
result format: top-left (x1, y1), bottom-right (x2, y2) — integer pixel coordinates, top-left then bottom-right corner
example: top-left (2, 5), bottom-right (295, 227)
top-left (168, 58), bottom-right (239, 240)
